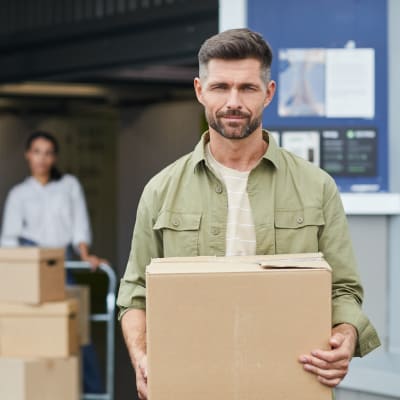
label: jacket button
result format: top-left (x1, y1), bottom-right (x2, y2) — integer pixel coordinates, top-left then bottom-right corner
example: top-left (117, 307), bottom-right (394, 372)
top-left (211, 227), bottom-right (220, 235)
top-left (296, 216), bottom-right (304, 224)
top-left (215, 184), bottom-right (223, 194)
top-left (172, 218), bottom-right (180, 227)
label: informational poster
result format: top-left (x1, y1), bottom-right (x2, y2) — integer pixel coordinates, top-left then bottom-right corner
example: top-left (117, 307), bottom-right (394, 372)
top-left (279, 48), bottom-right (375, 119)
top-left (270, 128), bottom-right (378, 182)
top-left (321, 128), bottom-right (377, 176)
top-left (281, 131), bottom-right (320, 166)
top-left (279, 49), bottom-right (325, 117)
top-left (325, 49), bottom-right (375, 118)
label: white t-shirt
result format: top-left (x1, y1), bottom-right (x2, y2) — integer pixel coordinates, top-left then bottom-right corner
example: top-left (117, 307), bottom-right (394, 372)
top-left (0, 174), bottom-right (92, 249)
top-left (205, 144), bottom-right (257, 256)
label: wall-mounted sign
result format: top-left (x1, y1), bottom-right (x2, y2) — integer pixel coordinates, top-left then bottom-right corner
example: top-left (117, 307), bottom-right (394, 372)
top-left (249, 0), bottom-right (388, 192)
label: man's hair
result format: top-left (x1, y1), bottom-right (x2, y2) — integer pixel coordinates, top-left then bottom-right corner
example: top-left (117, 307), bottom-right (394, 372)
top-left (198, 28), bottom-right (273, 83)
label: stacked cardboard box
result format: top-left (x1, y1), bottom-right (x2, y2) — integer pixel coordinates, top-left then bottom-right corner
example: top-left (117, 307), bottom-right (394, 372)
top-left (0, 248), bottom-right (79, 400)
top-left (66, 284), bottom-right (91, 346)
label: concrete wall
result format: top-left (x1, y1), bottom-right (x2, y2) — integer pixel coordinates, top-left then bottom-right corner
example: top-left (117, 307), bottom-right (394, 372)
top-left (116, 100), bottom-right (203, 273)
top-left (0, 114), bottom-right (30, 217)
top-left (115, 99), bottom-right (203, 400)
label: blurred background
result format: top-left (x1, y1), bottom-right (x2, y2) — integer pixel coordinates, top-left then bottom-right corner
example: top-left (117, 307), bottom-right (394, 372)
top-left (0, 1), bottom-right (399, 399)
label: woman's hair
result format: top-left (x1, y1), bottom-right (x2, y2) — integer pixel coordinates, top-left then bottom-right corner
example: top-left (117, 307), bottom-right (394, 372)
top-left (26, 131), bottom-right (63, 181)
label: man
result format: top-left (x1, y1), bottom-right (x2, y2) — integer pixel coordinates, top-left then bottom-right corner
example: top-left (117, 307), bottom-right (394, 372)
top-left (117, 28), bottom-right (380, 399)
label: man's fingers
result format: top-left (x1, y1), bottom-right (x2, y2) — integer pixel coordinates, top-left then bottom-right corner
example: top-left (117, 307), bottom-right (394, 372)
top-left (304, 362), bottom-right (347, 379)
top-left (309, 346), bottom-right (348, 363)
top-left (317, 375), bottom-right (343, 388)
top-left (300, 354), bottom-right (349, 370)
top-left (136, 376), bottom-right (148, 400)
top-left (298, 325), bottom-right (357, 388)
top-left (136, 356), bottom-right (148, 399)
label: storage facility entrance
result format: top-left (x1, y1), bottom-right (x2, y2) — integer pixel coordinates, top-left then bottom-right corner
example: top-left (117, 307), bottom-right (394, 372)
top-left (0, 2), bottom-right (218, 399)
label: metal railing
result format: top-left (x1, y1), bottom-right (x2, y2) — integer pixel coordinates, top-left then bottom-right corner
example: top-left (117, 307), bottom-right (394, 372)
top-left (65, 261), bottom-right (116, 400)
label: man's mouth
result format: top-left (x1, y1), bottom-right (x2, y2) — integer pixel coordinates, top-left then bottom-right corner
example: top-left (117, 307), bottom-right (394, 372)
top-left (219, 112), bottom-right (250, 120)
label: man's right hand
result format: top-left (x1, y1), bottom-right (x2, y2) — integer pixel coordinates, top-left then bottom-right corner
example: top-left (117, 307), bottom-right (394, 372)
top-left (120, 309), bottom-right (148, 400)
top-left (135, 353), bottom-right (148, 400)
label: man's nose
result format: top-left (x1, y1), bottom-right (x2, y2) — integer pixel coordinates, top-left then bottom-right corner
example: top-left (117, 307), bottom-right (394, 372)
top-left (226, 89), bottom-right (242, 109)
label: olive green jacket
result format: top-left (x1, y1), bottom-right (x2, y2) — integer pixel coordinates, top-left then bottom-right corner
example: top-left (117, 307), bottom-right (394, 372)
top-left (117, 132), bottom-right (380, 357)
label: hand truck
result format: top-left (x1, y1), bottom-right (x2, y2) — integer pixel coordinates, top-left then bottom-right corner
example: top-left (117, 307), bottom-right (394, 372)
top-left (65, 261), bottom-right (116, 400)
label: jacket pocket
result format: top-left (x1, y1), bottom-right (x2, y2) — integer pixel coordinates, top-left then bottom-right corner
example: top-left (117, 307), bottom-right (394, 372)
top-left (274, 208), bottom-right (324, 254)
top-left (153, 211), bottom-right (201, 257)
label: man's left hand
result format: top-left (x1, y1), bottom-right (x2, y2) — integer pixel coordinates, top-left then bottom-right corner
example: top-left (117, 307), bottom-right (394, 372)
top-left (299, 323), bottom-right (358, 388)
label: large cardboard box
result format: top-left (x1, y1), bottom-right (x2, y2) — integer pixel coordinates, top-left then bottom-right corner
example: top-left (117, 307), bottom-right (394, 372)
top-left (0, 356), bottom-right (79, 400)
top-left (146, 253), bottom-right (332, 400)
top-left (0, 299), bottom-right (79, 357)
top-left (66, 285), bottom-right (91, 345)
top-left (0, 247), bottom-right (65, 304)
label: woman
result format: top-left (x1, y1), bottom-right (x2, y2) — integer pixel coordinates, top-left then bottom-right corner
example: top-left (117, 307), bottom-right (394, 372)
top-left (0, 130), bottom-right (105, 393)
top-left (0, 131), bottom-right (104, 268)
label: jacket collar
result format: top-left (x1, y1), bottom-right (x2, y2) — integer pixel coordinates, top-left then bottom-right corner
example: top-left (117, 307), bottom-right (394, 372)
top-left (192, 130), bottom-right (280, 172)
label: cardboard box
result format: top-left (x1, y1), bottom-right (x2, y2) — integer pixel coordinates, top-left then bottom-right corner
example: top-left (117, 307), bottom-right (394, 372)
top-left (0, 299), bottom-right (79, 357)
top-left (146, 253), bottom-right (332, 400)
top-left (66, 285), bottom-right (91, 345)
top-left (0, 356), bottom-right (79, 400)
top-left (0, 247), bottom-right (65, 304)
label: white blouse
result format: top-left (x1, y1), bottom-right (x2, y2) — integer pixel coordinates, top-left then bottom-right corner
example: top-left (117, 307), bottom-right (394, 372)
top-left (0, 174), bottom-right (92, 249)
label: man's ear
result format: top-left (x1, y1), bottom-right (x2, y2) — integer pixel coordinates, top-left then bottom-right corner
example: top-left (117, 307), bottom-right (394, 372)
top-left (263, 80), bottom-right (276, 108)
top-left (194, 77), bottom-right (204, 105)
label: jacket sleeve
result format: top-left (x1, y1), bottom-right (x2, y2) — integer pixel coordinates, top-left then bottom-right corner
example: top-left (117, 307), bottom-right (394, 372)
top-left (117, 186), bottom-right (163, 318)
top-left (319, 176), bottom-right (380, 357)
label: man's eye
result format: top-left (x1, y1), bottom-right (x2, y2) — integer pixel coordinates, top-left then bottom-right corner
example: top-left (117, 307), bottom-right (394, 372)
top-left (211, 85), bottom-right (227, 90)
top-left (243, 85), bottom-right (257, 91)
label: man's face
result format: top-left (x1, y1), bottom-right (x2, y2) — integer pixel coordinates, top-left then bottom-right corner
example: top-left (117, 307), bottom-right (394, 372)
top-left (194, 58), bottom-right (275, 140)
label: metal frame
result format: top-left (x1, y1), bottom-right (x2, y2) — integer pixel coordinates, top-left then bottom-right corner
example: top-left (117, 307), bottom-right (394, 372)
top-left (65, 261), bottom-right (116, 400)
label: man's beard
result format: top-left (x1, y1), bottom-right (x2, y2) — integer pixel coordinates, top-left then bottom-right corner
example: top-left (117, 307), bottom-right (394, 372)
top-left (206, 109), bottom-right (262, 140)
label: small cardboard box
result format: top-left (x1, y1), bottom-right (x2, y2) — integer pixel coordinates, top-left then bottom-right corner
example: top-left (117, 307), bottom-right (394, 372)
top-left (146, 253), bottom-right (332, 400)
top-left (0, 299), bottom-right (79, 358)
top-left (0, 356), bottom-right (79, 400)
top-left (0, 247), bottom-right (65, 304)
top-left (66, 285), bottom-right (91, 345)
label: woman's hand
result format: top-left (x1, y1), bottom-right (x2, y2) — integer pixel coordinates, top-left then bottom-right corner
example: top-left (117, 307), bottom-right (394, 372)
top-left (81, 254), bottom-right (109, 270)
top-left (79, 242), bottom-right (108, 270)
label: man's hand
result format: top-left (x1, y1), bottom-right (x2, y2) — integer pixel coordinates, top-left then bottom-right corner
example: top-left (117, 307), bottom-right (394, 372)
top-left (299, 323), bottom-right (358, 387)
top-left (135, 353), bottom-right (148, 400)
top-left (121, 309), bottom-right (148, 399)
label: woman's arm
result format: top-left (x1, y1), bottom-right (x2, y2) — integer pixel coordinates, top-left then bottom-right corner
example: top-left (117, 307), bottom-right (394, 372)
top-left (0, 189), bottom-right (23, 247)
top-left (78, 242), bottom-right (108, 269)
top-left (70, 176), bottom-right (107, 269)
